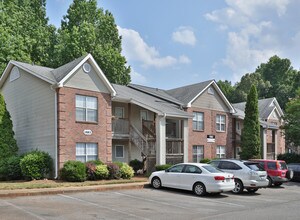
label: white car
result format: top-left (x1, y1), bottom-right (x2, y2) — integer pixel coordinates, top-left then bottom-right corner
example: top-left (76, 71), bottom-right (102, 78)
top-left (209, 159), bottom-right (269, 194)
top-left (149, 163), bottom-right (235, 196)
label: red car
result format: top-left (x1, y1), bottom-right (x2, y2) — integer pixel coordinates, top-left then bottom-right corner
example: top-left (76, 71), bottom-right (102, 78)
top-left (251, 159), bottom-right (293, 186)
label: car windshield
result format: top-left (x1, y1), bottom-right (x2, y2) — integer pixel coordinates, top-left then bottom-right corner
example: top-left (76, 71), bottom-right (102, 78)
top-left (279, 162), bottom-right (287, 170)
top-left (244, 162), bottom-right (265, 171)
top-left (202, 165), bottom-right (223, 173)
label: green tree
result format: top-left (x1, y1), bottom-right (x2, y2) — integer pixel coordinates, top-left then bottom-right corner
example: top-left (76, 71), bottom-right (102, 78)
top-left (0, 0), bottom-right (55, 74)
top-left (0, 94), bottom-right (18, 160)
top-left (240, 85), bottom-right (261, 159)
top-left (217, 80), bottom-right (235, 102)
top-left (282, 88), bottom-right (300, 146)
top-left (232, 73), bottom-right (271, 103)
top-left (255, 55), bottom-right (299, 108)
top-left (54, 0), bottom-right (131, 85)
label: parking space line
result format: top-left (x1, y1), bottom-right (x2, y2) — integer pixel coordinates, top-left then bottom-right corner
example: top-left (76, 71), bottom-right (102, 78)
top-left (4, 201), bottom-right (46, 220)
top-left (114, 192), bottom-right (217, 211)
top-left (58, 194), bottom-right (150, 220)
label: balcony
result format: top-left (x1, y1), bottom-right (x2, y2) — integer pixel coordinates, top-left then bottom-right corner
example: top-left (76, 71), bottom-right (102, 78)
top-left (112, 118), bottom-right (129, 138)
top-left (166, 138), bottom-right (183, 155)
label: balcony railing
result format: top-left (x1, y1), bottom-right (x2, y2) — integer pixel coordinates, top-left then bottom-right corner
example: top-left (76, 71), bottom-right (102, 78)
top-left (166, 138), bottom-right (183, 155)
top-left (112, 118), bottom-right (129, 135)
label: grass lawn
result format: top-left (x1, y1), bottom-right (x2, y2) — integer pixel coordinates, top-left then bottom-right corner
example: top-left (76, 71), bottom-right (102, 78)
top-left (0, 177), bottom-right (148, 190)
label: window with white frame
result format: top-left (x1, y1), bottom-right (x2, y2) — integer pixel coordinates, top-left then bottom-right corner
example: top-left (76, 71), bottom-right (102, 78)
top-left (140, 110), bottom-right (148, 121)
top-left (76, 143), bottom-right (98, 162)
top-left (193, 145), bottom-right (204, 163)
top-left (216, 146), bottom-right (226, 158)
top-left (115, 107), bottom-right (124, 118)
top-left (76, 95), bottom-right (98, 122)
top-left (216, 114), bottom-right (226, 131)
top-left (193, 112), bottom-right (204, 131)
top-left (115, 145), bottom-right (124, 158)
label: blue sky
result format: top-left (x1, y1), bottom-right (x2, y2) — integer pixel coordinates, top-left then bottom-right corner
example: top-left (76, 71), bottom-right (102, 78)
top-left (46, 0), bottom-right (300, 89)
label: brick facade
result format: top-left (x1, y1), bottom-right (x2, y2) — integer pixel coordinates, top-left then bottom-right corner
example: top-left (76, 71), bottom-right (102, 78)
top-left (187, 107), bottom-right (233, 161)
top-left (57, 87), bottom-right (112, 169)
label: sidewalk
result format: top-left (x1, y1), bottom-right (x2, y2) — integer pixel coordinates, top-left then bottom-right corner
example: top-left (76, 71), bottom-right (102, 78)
top-left (0, 180), bottom-right (150, 198)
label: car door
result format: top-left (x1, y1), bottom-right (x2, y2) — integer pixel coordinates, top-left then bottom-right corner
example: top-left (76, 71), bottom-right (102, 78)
top-left (163, 164), bottom-right (185, 188)
top-left (218, 161), bottom-right (242, 178)
top-left (180, 165), bottom-right (202, 190)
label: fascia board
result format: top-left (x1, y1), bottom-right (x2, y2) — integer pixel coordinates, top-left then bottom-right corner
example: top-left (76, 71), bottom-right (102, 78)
top-left (58, 54), bottom-right (117, 96)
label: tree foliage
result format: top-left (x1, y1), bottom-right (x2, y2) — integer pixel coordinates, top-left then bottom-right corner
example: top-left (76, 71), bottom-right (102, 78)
top-left (282, 88), bottom-right (300, 146)
top-left (240, 85), bottom-right (261, 159)
top-left (0, 94), bottom-right (18, 160)
top-left (54, 0), bottom-right (131, 85)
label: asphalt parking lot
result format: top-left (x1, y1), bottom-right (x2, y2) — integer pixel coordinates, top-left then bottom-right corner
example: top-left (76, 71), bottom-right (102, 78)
top-left (1, 181), bottom-right (300, 220)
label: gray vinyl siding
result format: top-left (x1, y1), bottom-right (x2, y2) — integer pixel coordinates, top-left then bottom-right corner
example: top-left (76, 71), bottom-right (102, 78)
top-left (192, 86), bottom-right (230, 112)
top-left (269, 109), bottom-right (280, 120)
top-left (1, 67), bottom-right (56, 160)
top-left (112, 140), bottom-right (142, 163)
top-left (65, 61), bottom-right (110, 93)
top-left (130, 105), bottom-right (155, 131)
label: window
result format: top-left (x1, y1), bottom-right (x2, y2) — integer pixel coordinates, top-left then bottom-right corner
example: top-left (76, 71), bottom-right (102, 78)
top-left (219, 161), bottom-right (241, 170)
top-left (216, 146), bottom-right (226, 158)
top-left (193, 112), bottom-right (204, 131)
top-left (267, 162), bottom-right (277, 170)
top-left (193, 145), bottom-right (204, 163)
top-left (184, 165), bottom-right (202, 174)
top-left (216, 114), bottom-right (226, 131)
top-left (76, 143), bottom-right (98, 162)
top-left (140, 110), bottom-right (148, 121)
top-left (76, 95), bottom-right (98, 122)
top-left (115, 145), bottom-right (124, 158)
top-left (115, 107), bottom-right (124, 118)
top-left (168, 164), bottom-right (184, 173)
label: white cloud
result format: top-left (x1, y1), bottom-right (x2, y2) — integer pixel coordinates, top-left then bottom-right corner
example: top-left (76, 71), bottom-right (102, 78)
top-left (179, 55), bottom-right (191, 64)
top-left (172, 26), bottom-right (196, 46)
top-left (204, 0), bottom-right (300, 82)
top-left (118, 26), bottom-right (191, 68)
top-left (130, 69), bottom-right (147, 84)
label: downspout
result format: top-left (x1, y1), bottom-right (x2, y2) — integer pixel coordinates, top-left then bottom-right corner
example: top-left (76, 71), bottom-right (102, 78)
top-left (51, 85), bottom-right (58, 179)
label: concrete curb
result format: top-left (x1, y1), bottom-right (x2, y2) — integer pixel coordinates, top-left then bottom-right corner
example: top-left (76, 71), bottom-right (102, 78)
top-left (0, 182), bottom-right (150, 198)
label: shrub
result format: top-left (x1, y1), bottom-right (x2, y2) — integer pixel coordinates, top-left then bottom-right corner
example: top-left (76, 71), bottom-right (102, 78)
top-left (95, 164), bottom-right (109, 180)
top-left (20, 150), bottom-right (53, 180)
top-left (87, 160), bottom-right (103, 166)
top-left (129, 159), bottom-right (143, 173)
top-left (60, 160), bottom-right (86, 182)
top-left (6, 155), bottom-right (23, 180)
top-left (155, 164), bottom-right (172, 171)
top-left (200, 158), bottom-right (211, 164)
top-left (277, 153), bottom-right (300, 164)
top-left (106, 162), bottom-right (121, 179)
top-left (119, 163), bottom-right (134, 179)
top-left (85, 162), bottom-right (97, 180)
top-left (0, 159), bottom-right (7, 180)
top-left (114, 161), bottom-right (124, 168)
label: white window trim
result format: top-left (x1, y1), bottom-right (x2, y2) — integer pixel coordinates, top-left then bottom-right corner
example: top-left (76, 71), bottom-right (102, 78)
top-left (216, 114), bottom-right (226, 132)
top-left (76, 143), bottom-right (98, 162)
top-left (216, 145), bottom-right (226, 158)
top-left (193, 112), bottom-right (204, 131)
top-left (76, 95), bottom-right (98, 122)
top-left (193, 145), bottom-right (204, 163)
top-left (9, 66), bottom-right (20, 82)
top-left (115, 145), bottom-right (124, 158)
top-left (140, 110), bottom-right (148, 121)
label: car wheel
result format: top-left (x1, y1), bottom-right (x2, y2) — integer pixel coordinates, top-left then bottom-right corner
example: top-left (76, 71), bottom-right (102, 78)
top-left (247, 188), bottom-right (258, 193)
top-left (193, 182), bottom-right (206, 196)
top-left (232, 179), bottom-right (244, 194)
top-left (267, 176), bottom-right (273, 187)
top-left (274, 182), bottom-right (282, 187)
top-left (151, 177), bottom-right (161, 189)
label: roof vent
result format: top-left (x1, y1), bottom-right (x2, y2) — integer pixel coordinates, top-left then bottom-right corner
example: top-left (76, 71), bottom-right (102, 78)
top-left (9, 66), bottom-right (20, 82)
top-left (83, 63), bottom-right (91, 73)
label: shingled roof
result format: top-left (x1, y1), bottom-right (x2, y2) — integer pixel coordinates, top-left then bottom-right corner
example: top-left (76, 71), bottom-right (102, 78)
top-left (232, 97), bottom-right (283, 120)
top-left (113, 84), bottom-right (191, 118)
